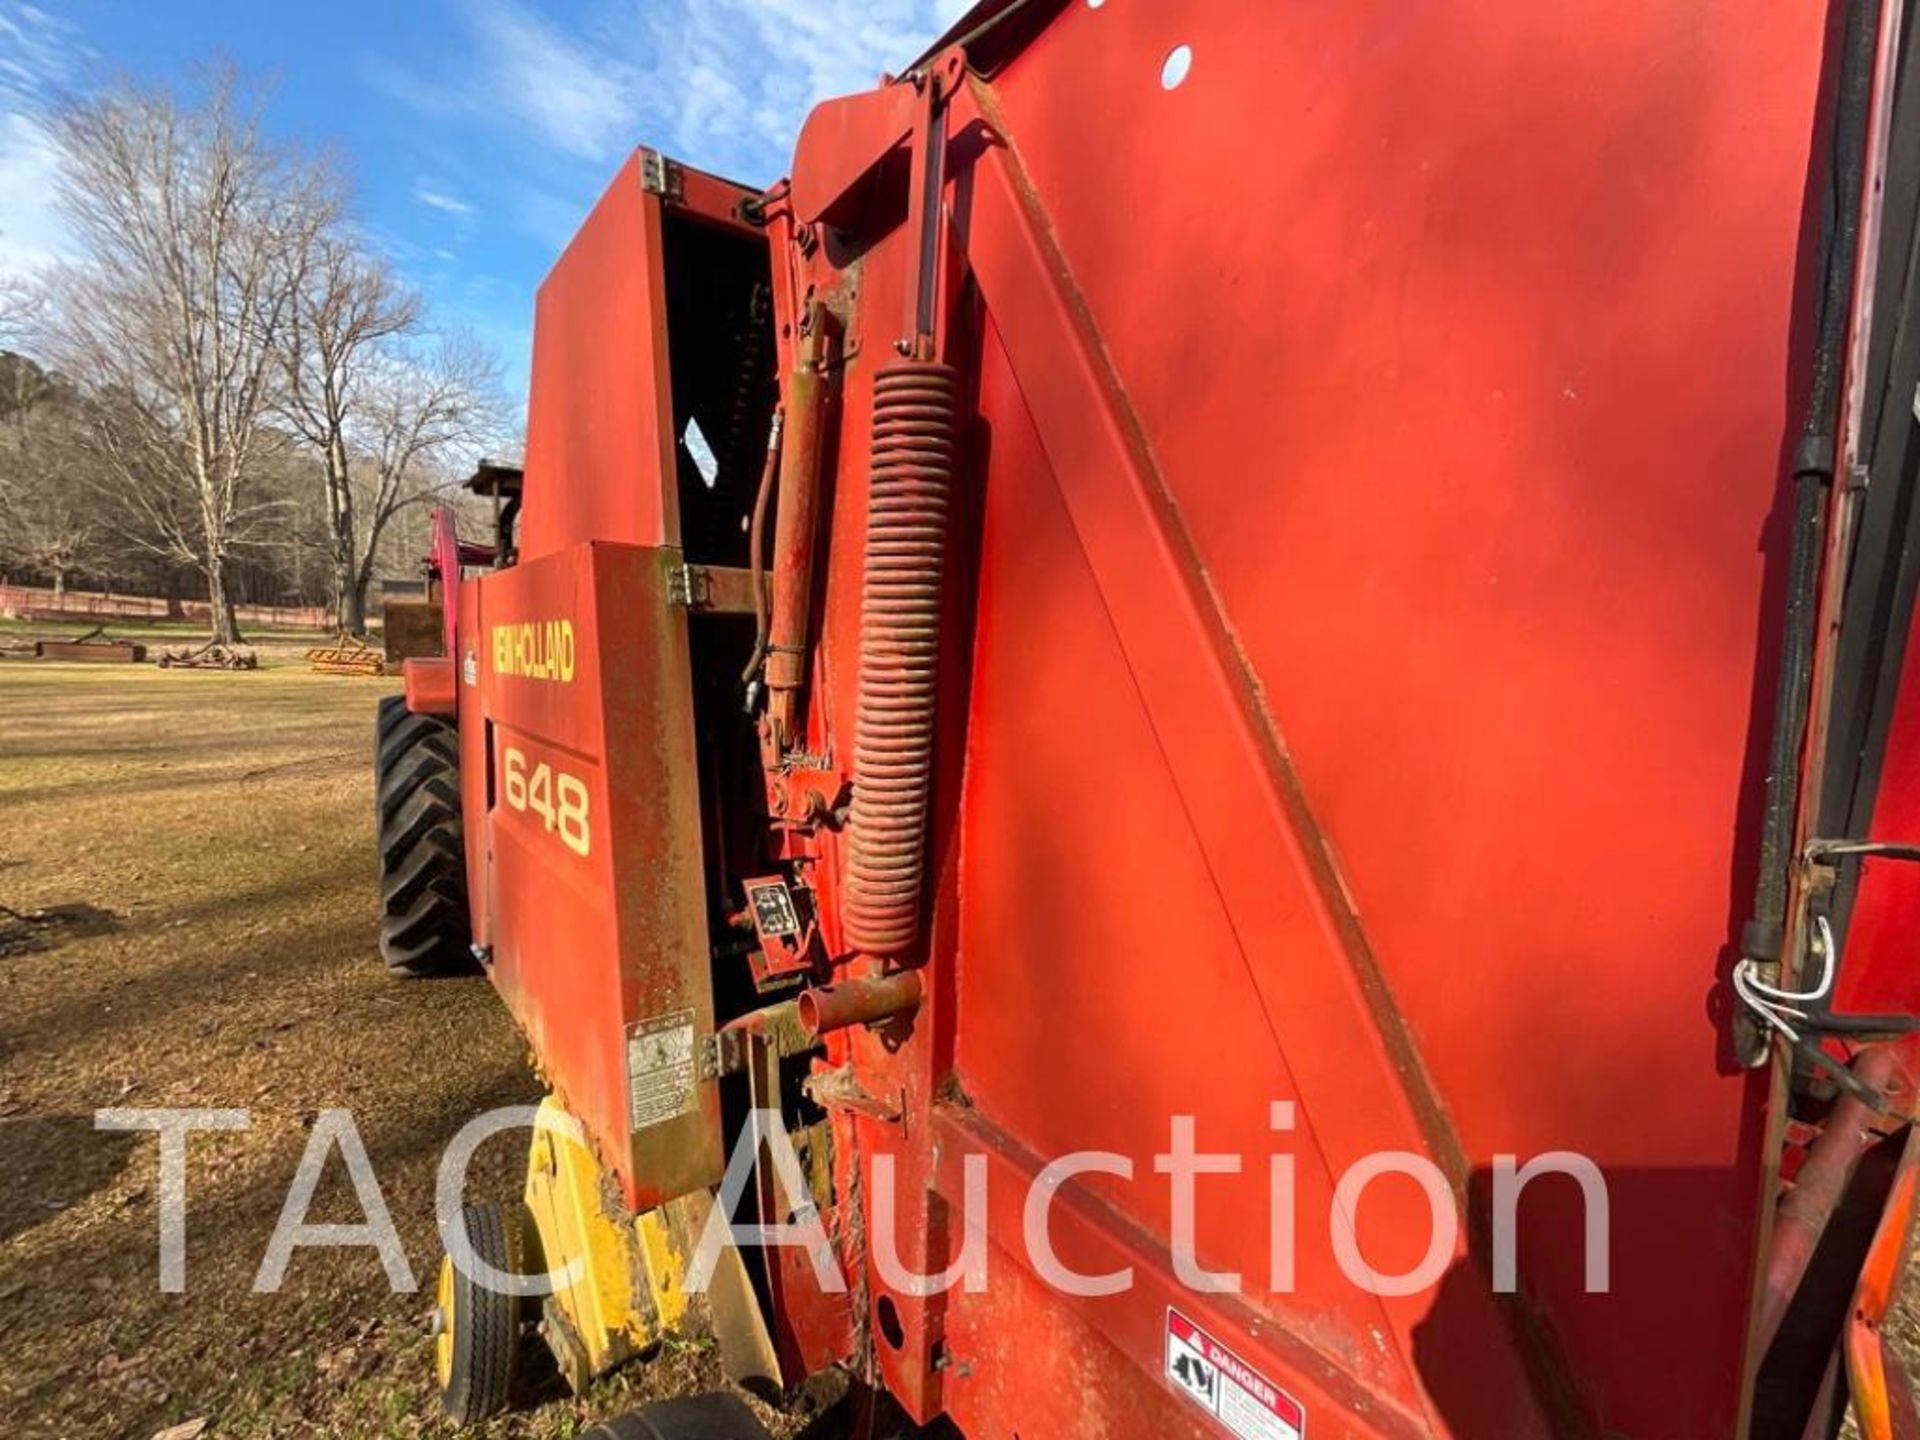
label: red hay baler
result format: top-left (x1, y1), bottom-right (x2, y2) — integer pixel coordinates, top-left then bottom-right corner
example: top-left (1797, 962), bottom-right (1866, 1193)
top-left (372, 2), bottom-right (1920, 1436)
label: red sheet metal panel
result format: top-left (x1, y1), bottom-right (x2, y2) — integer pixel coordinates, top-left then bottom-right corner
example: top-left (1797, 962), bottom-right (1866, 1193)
top-left (944, 343), bottom-right (1424, 1422)
top-left (936, 301), bottom-right (1550, 1437)
top-left (467, 543), bottom-right (723, 1209)
top-left (777, 97), bottom-right (1541, 1433)
top-left (456, 581), bottom-right (490, 952)
top-left (520, 153), bottom-right (679, 561)
top-left (925, 2), bottom-right (1827, 1434)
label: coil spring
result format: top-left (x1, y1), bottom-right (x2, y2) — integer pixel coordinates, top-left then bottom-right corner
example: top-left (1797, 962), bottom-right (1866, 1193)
top-left (723, 282), bottom-right (773, 486)
top-left (844, 361), bottom-right (961, 957)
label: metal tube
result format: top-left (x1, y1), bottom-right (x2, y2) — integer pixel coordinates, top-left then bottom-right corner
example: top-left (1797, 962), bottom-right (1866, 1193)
top-left (796, 970), bottom-right (924, 1036)
top-left (739, 409), bottom-right (785, 689)
top-left (766, 308), bottom-right (837, 746)
top-left (1756, 1045), bottom-right (1899, 1354)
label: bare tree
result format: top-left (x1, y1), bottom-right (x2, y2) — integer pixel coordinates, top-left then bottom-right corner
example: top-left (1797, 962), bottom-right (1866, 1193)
top-left (35, 67), bottom-right (335, 642)
top-left (0, 350), bottom-right (58, 420)
top-left (0, 376), bottom-right (108, 600)
top-left (0, 469), bottom-right (99, 601)
top-left (279, 233), bottom-right (418, 630)
top-left (338, 329), bottom-right (503, 628)
top-left (0, 278), bottom-right (40, 354)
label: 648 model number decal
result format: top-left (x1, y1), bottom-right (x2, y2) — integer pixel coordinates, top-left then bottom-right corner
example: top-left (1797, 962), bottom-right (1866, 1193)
top-left (501, 745), bottom-right (591, 856)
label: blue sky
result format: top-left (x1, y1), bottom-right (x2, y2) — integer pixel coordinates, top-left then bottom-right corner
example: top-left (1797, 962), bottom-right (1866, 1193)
top-left (0, 0), bottom-right (970, 402)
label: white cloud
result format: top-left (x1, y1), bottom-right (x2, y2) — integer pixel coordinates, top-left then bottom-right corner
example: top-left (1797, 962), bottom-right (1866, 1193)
top-left (0, 110), bottom-right (66, 274)
top-left (412, 180), bottom-right (477, 218)
top-left (0, 0), bottom-right (90, 109)
top-left (622, 0), bottom-right (974, 180)
top-left (369, 0), bottom-right (968, 205)
top-left (462, 0), bottom-right (641, 161)
top-left (0, 1), bottom-right (87, 284)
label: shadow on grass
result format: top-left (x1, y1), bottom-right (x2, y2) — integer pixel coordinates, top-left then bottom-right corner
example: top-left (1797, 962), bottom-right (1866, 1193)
top-left (0, 1052), bottom-right (542, 1437)
top-left (0, 885), bottom-right (373, 1061)
top-left (0, 1114), bottom-right (139, 1245)
top-left (0, 902), bottom-right (120, 959)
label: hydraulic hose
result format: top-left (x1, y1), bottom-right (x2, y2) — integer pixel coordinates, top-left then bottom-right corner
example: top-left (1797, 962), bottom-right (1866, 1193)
top-left (1741, 0), bottom-right (1881, 976)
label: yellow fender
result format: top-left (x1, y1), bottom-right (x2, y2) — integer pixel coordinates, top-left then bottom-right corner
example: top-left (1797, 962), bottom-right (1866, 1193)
top-left (521, 1096), bottom-right (692, 1389)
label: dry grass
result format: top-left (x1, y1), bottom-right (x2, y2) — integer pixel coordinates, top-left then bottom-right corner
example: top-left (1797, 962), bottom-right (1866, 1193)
top-left (0, 662), bottom-right (815, 1440)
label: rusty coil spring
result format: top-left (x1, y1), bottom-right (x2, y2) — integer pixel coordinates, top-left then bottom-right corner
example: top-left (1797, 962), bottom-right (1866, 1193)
top-left (844, 361), bottom-right (960, 957)
top-left (723, 282), bottom-right (773, 484)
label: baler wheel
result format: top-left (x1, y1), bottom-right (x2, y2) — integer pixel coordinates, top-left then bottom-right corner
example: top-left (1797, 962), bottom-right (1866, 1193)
top-left (432, 1200), bottom-right (527, 1424)
top-left (374, 695), bottom-right (472, 977)
top-left (581, 1393), bottom-right (773, 1440)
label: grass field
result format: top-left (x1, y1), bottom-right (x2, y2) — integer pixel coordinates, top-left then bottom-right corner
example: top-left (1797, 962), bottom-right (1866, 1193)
top-left (0, 662), bottom-right (793, 1440)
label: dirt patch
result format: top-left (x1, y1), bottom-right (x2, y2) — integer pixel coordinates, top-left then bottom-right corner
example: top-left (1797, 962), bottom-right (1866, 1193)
top-left (0, 901), bottom-right (119, 958)
top-left (0, 665), bottom-right (822, 1440)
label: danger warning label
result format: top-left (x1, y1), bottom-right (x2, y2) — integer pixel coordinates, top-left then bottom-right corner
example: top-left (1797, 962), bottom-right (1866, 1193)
top-left (625, 1010), bottom-right (696, 1130)
top-left (1165, 1309), bottom-right (1305, 1440)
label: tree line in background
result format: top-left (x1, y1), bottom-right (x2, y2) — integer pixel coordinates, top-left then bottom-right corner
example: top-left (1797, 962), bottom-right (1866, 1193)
top-left (0, 67), bottom-right (512, 642)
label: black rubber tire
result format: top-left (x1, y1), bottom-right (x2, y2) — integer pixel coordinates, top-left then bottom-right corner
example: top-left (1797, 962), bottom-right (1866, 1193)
top-left (583, 1393), bottom-right (773, 1440)
top-left (374, 694), bottom-right (471, 977)
top-left (438, 1200), bottom-right (525, 1424)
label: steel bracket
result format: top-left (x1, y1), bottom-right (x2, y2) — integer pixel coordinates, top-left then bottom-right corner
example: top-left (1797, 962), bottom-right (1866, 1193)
top-left (668, 563), bottom-right (764, 615)
top-left (666, 564), bottom-right (711, 609)
top-left (641, 149), bottom-right (685, 203)
top-left (704, 1000), bottom-right (818, 1079)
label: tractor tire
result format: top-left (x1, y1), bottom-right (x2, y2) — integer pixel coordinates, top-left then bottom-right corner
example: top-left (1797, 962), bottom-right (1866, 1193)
top-left (433, 1200), bottom-right (527, 1424)
top-left (583, 1393), bottom-right (773, 1440)
top-left (374, 694), bottom-right (472, 977)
